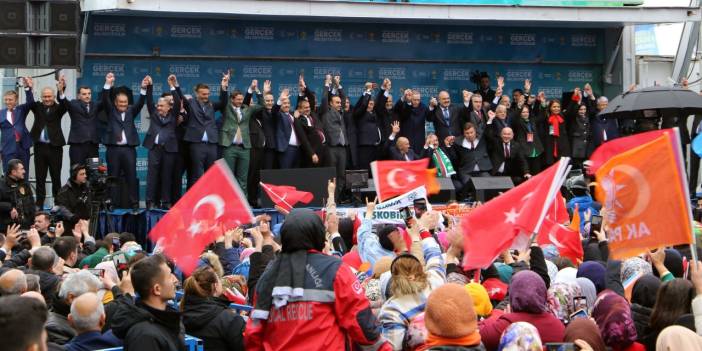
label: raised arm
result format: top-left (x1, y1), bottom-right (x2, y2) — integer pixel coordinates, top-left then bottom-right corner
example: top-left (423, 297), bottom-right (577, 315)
top-left (213, 70), bottom-right (230, 112)
top-left (102, 73), bottom-right (115, 111)
top-left (129, 75), bottom-right (149, 116)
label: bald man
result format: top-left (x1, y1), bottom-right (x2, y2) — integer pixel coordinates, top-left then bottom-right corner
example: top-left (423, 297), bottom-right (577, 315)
top-left (29, 83), bottom-right (67, 208)
top-left (0, 268), bottom-right (27, 296)
top-left (65, 292), bottom-right (122, 351)
top-left (428, 90), bottom-right (467, 142)
top-left (489, 127), bottom-right (530, 185)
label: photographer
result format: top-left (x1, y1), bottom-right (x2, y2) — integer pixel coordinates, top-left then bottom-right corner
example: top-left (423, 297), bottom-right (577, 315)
top-left (33, 211), bottom-right (65, 246)
top-left (0, 159), bottom-right (36, 231)
top-left (55, 164), bottom-right (92, 225)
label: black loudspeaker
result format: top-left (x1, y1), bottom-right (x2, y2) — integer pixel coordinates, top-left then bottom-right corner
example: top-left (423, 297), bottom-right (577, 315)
top-left (260, 167), bottom-right (336, 208)
top-left (358, 177), bottom-right (456, 203)
top-left (0, 36), bottom-right (27, 66)
top-left (0, 1), bottom-right (26, 31)
top-left (470, 176), bottom-right (514, 202)
top-left (50, 37), bottom-right (78, 67)
top-left (49, 2), bottom-right (79, 33)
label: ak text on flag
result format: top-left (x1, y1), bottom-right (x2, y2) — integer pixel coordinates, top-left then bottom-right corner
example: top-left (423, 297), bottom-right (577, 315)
top-left (594, 131), bottom-right (693, 259)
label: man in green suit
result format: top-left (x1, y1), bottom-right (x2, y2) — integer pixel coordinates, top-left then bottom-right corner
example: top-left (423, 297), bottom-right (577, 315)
top-left (219, 80), bottom-right (264, 196)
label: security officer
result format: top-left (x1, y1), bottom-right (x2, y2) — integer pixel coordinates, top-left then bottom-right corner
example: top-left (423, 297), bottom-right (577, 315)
top-left (0, 159), bottom-right (36, 231)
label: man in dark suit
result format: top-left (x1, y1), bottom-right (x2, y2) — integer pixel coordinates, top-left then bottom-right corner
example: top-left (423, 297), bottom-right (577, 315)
top-left (143, 75), bottom-right (180, 209)
top-left (274, 89), bottom-right (305, 169)
top-left (444, 122), bottom-right (492, 200)
top-left (102, 73), bottom-right (146, 210)
top-left (296, 89), bottom-right (328, 168)
top-left (219, 80), bottom-right (264, 197)
top-left (354, 83), bottom-right (382, 172)
top-left (374, 78), bottom-right (396, 143)
top-left (245, 80), bottom-right (273, 207)
top-left (428, 90), bottom-right (467, 142)
top-left (383, 120), bottom-right (424, 162)
top-left (29, 81), bottom-right (67, 208)
top-left (585, 94), bottom-right (619, 157)
top-left (394, 89), bottom-right (429, 155)
top-left (466, 93), bottom-right (489, 137)
top-left (57, 75), bottom-right (106, 167)
top-left (489, 127), bottom-right (531, 185)
top-left (321, 75), bottom-right (350, 200)
top-left (1, 77), bottom-right (34, 174)
top-left (179, 72), bottom-right (228, 185)
top-left (473, 72), bottom-right (496, 107)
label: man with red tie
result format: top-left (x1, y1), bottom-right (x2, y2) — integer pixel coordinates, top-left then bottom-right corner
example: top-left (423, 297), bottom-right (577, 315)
top-left (1, 77), bottom-right (34, 174)
top-left (489, 127), bottom-right (532, 185)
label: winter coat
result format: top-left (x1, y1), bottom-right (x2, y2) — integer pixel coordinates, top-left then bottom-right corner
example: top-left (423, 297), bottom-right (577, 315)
top-left (181, 295), bottom-right (244, 351)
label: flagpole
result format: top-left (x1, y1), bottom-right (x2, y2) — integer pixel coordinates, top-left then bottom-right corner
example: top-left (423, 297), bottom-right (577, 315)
top-left (670, 128), bottom-right (699, 263)
top-left (259, 182), bottom-right (294, 210)
top-left (528, 158), bottom-right (571, 246)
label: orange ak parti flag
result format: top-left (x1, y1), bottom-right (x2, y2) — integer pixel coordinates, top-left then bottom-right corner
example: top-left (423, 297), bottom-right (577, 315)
top-left (594, 131), bottom-right (693, 260)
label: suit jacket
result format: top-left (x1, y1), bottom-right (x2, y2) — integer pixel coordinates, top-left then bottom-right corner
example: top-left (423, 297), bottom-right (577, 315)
top-left (274, 109), bottom-right (305, 153)
top-left (29, 99), bottom-right (67, 147)
top-left (58, 90), bottom-right (106, 144)
top-left (143, 87), bottom-right (180, 153)
top-left (445, 136), bottom-right (493, 174)
top-left (374, 89), bottom-right (397, 141)
top-left (179, 86), bottom-right (226, 143)
top-left (467, 108), bottom-right (489, 137)
top-left (0, 89), bottom-right (34, 155)
top-left (101, 87), bottom-right (144, 146)
top-left (219, 100), bottom-right (263, 149)
top-left (394, 99), bottom-right (429, 155)
top-left (428, 103), bottom-right (466, 142)
top-left (489, 141), bottom-right (529, 177)
top-left (252, 93), bottom-right (280, 151)
top-left (245, 93), bottom-right (266, 149)
top-left (320, 89), bottom-right (348, 147)
top-left (474, 88), bottom-right (496, 106)
top-left (353, 94), bottom-right (382, 146)
top-left (512, 115), bottom-right (544, 158)
top-left (298, 114), bottom-right (326, 158)
top-left (389, 146), bottom-right (418, 162)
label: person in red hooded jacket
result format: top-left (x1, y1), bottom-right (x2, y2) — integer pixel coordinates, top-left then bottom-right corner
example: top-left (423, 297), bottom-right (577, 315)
top-left (246, 208), bottom-right (391, 351)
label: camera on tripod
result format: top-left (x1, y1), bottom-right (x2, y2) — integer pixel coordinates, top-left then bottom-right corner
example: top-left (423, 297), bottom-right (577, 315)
top-left (85, 158), bottom-right (118, 203)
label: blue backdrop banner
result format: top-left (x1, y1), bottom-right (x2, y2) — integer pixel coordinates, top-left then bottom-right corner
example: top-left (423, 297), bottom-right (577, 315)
top-left (79, 15), bottom-right (605, 202)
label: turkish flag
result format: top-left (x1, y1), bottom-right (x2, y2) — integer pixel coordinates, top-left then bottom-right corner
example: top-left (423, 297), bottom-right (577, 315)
top-left (547, 191), bottom-right (570, 225)
top-left (371, 159), bottom-right (439, 202)
top-left (588, 129), bottom-right (667, 175)
top-left (260, 182), bottom-right (314, 212)
top-left (536, 217), bottom-right (584, 264)
top-left (461, 159), bottom-right (568, 270)
top-left (148, 160), bottom-right (254, 275)
top-left (594, 131), bottom-right (693, 259)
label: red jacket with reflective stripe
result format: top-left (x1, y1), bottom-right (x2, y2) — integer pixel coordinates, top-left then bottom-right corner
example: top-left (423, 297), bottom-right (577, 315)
top-left (245, 252), bottom-right (391, 351)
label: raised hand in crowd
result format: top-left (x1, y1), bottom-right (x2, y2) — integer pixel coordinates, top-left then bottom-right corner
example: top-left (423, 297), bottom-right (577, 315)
top-left (462, 89), bottom-right (472, 104)
top-left (279, 88), bottom-right (290, 102)
top-left (444, 135), bottom-right (455, 147)
top-left (691, 259), bottom-right (702, 296)
top-left (382, 77), bottom-right (391, 91)
top-left (105, 72), bottom-right (115, 87)
top-left (23, 77), bottom-right (33, 89)
top-left (324, 74), bottom-right (332, 88)
top-left (524, 79), bottom-right (531, 94)
top-left (298, 74), bottom-right (306, 93)
top-left (584, 82), bottom-right (595, 99)
top-left (487, 109), bottom-right (496, 123)
top-left (141, 75), bottom-right (150, 89)
top-left (263, 79), bottom-right (272, 94)
top-left (332, 75), bottom-right (341, 88)
top-left (429, 97), bottom-right (438, 108)
top-left (167, 74), bottom-right (178, 87)
top-left (2, 223), bottom-right (20, 254)
top-left (364, 82), bottom-right (374, 93)
top-left (250, 79), bottom-right (259, 93)
top-left (221, 69), bottom-right (231, 90)
top-left (391, 120), bottom-right (400, 136)
top-left (648, 247), bottom-right (670, 277)
top-left (403, 88), bottom-right (412, 102)
top-left (365, 196), bottom-right (377, 220)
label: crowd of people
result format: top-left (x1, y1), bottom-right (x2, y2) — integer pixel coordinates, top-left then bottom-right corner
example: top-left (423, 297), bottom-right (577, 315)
top-left (2, 173), bottom-right (702, 351)
top-left (3, 70), bottom-right (664, 227)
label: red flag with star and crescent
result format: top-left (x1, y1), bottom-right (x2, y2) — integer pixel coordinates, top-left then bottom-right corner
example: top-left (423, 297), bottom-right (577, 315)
top-left (148, 160), bottom-right (254, 275)
top-left (461, 158), bottom-right (569, 270)
top-left (371, 159), bottom-right (439, 202)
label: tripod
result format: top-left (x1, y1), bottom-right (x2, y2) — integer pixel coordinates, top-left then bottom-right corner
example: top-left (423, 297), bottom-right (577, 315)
top-left (89, 198), bottom-right (114, 237)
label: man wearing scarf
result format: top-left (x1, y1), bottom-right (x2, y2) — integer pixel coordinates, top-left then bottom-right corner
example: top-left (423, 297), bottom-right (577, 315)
top-left (246, 209), bottom-right (391, 351)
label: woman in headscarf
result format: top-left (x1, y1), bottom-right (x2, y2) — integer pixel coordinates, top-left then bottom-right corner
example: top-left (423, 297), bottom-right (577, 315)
top-left (656, 325), bottom-right (702, 351)
top-left (466, 282), bottom-right (494, 320)
top-left (575, 277), bottom-right (597, 314)
top-left (245, 209), bottom-right (389, 350)
top-left (629, 274), bottom-right (661, 339)
top-left (577, 261), bottom-right (606, 293)
top-left (592, 291), bottom-right (645, 351)
top-left (620, 257), bottom-right (652, 283)
top-left (641, 278), bottom-right (694, 350)
top-left (564, 318), bottom-right (607, 351)
top-left (364, 256), bottom-right (393, 315)
top-left (479, 271), bottom-right (565, 350)
top-left (547, 281), bottom-right (582, 324)
top-left (554, 267), bottom-right (578, 284)
top-left (496, 322), bottom-right (542, 351)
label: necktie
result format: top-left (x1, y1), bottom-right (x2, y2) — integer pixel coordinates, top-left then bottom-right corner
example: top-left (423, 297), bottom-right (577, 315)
top-left (471, 140), bottom-right (475, 150)
top-left (234, 108), bottom-right (242, 144)
top-left (504, 143), bottom-right (510, 159)
top-left (9, 109), bottom-right (20, 142)
top-left (442, 107), bottom-right (449, 125)
top-left (85, 104), bottom-right (90, 114)
top-left (404, 153), bottom-right (409, 161)
top-left (338, 112), bottom-right (346, 146)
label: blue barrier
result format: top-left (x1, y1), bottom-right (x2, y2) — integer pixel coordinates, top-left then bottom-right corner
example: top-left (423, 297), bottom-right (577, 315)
top-left (97, 335), bottom-right (203, 351)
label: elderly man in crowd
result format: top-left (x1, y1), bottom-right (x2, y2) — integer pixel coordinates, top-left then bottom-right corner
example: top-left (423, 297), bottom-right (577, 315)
top-left (46, 270), bottom-right (102, 345)
top-left (65, 292), bottom-right (122, 351)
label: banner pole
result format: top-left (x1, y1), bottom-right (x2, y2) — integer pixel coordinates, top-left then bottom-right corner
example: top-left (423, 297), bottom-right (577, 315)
top-left (528, 157), bottom-right (571, 246)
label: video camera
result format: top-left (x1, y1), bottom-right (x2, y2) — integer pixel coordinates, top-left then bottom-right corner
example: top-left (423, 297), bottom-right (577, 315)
top-left (49, 206), bottom-right (77, 225)
top-left (85, 158), bottom-right (118, 203)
